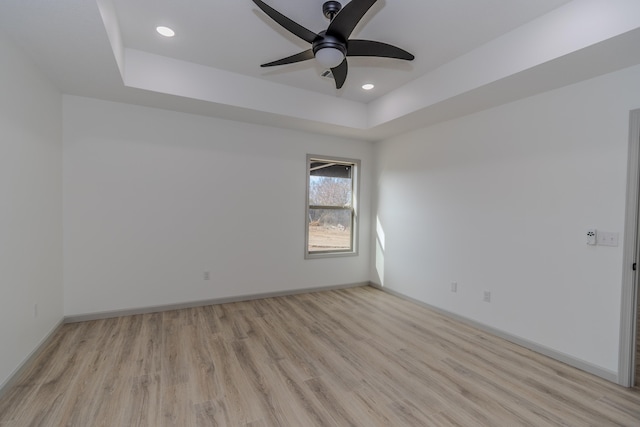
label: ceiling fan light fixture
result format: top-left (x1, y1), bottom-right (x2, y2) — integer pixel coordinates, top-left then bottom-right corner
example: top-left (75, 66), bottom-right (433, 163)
top-left (315, 47), bottom-right (345, 69)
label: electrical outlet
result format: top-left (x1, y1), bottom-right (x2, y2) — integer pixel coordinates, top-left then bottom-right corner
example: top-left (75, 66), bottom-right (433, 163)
top-left (586, 229), bottom-right (597, 245)
top-left (204, 271), bottom-right (210, 280)
top-left (451, 282), bottom-right (458, 293)
top-left (483, 291), bottom-right (491, 303)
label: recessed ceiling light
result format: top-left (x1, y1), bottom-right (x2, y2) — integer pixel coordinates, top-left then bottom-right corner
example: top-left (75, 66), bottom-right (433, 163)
top-left (156, 26), bottom-right (175, 37)
top-left (362, 83), bottom-right (375, 90)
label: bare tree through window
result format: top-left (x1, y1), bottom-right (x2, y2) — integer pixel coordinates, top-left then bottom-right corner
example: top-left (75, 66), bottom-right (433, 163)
top-left (306, 156), bottom-right (359, 257)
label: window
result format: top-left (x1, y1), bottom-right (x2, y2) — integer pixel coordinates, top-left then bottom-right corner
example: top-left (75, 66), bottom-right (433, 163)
top-left (305, 155), bottom-right (359, 258)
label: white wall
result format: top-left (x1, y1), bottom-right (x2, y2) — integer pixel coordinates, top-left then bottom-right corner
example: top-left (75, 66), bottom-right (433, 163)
top-left (63, 96), bottom-right (372, 316)
top-left (372, 64), bottom-right (640, 375)
top-left (0, 32), bottom-right (63, 389)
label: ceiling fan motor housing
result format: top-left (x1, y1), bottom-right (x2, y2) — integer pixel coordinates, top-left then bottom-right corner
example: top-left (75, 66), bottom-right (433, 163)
top-left (312, 31), bottom-right (347, 57)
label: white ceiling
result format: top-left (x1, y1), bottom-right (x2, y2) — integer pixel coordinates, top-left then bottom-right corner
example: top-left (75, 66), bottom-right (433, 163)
top-left (1, 0), bottom-right (640, 140)
top-left (112, 0), bottom-right (570, 102)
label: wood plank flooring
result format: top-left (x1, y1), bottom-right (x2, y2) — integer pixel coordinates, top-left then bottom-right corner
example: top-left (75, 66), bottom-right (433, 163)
top-left (1, 286), bottom-right (640, 426)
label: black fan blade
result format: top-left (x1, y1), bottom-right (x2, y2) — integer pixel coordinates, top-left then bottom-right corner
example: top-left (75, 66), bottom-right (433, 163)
top-left (327, 0), bottom-right (377, 40)
top-left (331, 59), bottom-right (348, 89)
top-left (253, 0), bottom-right (319, 44)
top-left (261, 49), bottom-right (315, 67)
top-left (347, 39), bottom-right (414, 60)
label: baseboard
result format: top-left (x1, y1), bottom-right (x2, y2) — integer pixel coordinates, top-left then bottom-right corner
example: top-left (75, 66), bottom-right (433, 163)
top-left (64, 282), bottom-right (368, 323)
top-left (370, 283), bottom-right (618, 384)
top-left (0, 318), bottom-right (64, 399)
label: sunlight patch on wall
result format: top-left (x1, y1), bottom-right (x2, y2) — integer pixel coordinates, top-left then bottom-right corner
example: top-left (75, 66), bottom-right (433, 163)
top-left (375, 216), bottom-right (385, 286)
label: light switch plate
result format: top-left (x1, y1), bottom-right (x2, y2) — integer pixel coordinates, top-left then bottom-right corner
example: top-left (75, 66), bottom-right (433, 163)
top-left (597, 231), bottom-right (619, 247)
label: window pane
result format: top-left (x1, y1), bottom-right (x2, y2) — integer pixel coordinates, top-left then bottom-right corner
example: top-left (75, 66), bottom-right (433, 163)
top-left (306, 156), bottom-right (359, 259)
top-left (310, 162), bottom-right (352, 179)
top-left (308, 208), bottom-right (352, 252)
top-left (309, 176), bottom-right (352, 207)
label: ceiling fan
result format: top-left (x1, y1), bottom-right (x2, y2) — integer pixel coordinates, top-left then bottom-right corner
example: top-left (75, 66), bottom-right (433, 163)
top-left (252, 0), bottom-right (414, 89)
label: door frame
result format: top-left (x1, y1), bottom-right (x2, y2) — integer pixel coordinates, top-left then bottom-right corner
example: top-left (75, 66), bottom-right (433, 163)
top-left (619, 109), bottom-right (640, 387)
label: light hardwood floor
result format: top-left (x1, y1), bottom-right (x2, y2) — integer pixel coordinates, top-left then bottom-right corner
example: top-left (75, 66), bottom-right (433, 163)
top-left (1, 286), bottom-right (640, 426)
